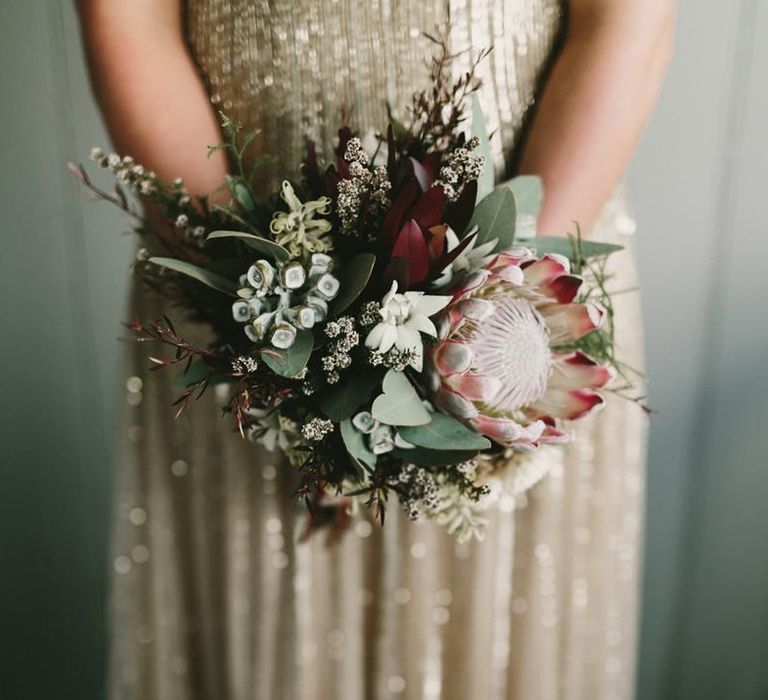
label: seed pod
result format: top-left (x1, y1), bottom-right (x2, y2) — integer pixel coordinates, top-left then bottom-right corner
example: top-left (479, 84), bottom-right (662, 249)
top-left (280, 261), bottom-right (307, 290)
top-left (271, 323), bottom-right (297, 349)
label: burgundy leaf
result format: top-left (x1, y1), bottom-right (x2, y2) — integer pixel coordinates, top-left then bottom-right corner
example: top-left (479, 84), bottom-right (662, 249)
top-left (391, 219), bottom-right (430, 287)
top-left (383, 180), bottom-right (420, 242)
top-left (446, 179), bottom-right (478, 237)
top-left (381, 256), bottom-right (409, 291)
top-left (421, 153), bottom-right (442, 183)
top-left (407, 185), bottom-right (445, 231)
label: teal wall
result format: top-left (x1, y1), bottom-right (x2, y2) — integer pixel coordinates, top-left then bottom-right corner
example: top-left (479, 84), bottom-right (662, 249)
top-left (1, 1), bottom-right (766, 699)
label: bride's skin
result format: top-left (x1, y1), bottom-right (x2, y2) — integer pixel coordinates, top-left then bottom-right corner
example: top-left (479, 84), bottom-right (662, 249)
top-left (76, 0), bottom-right (675, 236)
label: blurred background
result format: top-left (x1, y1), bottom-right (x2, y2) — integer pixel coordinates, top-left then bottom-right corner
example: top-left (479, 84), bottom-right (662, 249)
top-left (1, 1), bottom-right (767, 698)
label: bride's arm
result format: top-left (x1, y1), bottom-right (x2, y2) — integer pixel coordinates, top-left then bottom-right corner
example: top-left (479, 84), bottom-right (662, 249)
top-left (75, 0), bottom-right (227, 196)
top-left (518, 0), bottom-right (676, 236)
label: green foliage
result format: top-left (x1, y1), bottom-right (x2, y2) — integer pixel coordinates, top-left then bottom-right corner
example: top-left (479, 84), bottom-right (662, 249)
top-left (468, 186), bottom-right (517, 252)
top-left (371, 370), bottom-right (431, 426)
top-left (471, 95), bottom-right (495, 201)
top-left (529, 236), bottom-right (623, 264)
top-left (329, 253), bottom-right (376, 316)
top-left (319, 367), bottom-right (382, 421)
top-left (399, 412), bottom-right (491, 450)
top-left (206, 230), bottom-right (291, 262)
top-left (259, 329), bottom-right (313, 377)
top-left (501, 175), bottom-right (542, 239)
top-left (340, 419), bottom-right (377, 472)
top-left (148, 257), bottom-right (238, 296)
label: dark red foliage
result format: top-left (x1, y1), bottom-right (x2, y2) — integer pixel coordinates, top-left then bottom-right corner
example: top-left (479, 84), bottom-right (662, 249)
top-left (390, 219), bottom-right (430, 288)
top-left (445, 179), bottom-right (478, 236)
top-left (407, 185), bottom-right (445, 231)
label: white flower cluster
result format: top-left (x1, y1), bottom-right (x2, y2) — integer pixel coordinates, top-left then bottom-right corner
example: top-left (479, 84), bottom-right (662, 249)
top-left (232, 253), bottom-right (340, 348)
top-left (436, 136), bottom-right (484, 201)
top-left (301, 417), bottom-right (335, 442)
top-left (321, 316), bottom-right (360, 384)
top-left (336, 137), bottom-right (391, 235)
top-left (90, 147), bottom-right (158, 196)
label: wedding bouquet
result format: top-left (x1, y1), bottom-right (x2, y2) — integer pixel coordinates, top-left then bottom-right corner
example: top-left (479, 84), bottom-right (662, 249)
top-left (73, 49), bottom-right (626, 540)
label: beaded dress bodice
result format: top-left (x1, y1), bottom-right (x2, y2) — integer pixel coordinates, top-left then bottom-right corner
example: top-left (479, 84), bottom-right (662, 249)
top-left (185, 0), bottom-right (563, 189)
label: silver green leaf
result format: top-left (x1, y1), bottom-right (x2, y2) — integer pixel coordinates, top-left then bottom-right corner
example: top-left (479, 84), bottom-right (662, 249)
top-left (528, 236), bottom-right (624, 260)
top-left (148, 257), bottom-right (238, 296)
top-left (371, 370), bottom-right (431, 427)
top-left (329, 253), bottom-right (376, 316)
top-left (471, 95), bottom-right (494, 201)
top-left (340, 419), bottom-right (377, 472)
top-left (500, 175), bottom-right (542, 240)
top-left (468, 186), bottom-right (517, 253)
top-left (207, 230), bottom-right (291, 262)
top-left (399, 412), bottom-right (491, 451)
top-left (259, 329), bottom-right (313, 377)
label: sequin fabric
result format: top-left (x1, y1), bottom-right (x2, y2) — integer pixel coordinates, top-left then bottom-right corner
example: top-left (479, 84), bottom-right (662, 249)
top-left (109, 2), bottom-right (646, 698)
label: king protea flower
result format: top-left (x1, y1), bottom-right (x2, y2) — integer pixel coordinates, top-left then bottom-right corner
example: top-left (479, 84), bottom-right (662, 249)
top-left (425, 249), bottom-right (614, 450)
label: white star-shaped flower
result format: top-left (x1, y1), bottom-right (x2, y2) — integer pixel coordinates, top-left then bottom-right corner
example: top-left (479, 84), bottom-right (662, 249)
top-left (364, 281), bottom-right (451, 371)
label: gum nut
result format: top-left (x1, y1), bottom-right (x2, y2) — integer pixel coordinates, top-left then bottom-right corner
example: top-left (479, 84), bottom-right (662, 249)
top-left (352, 411), bottom-right (376, 434)
top-left (371, 425), bottom-right (395, 454)
top-left (253, 311), bottom-right (275, 337)
top-left (244, 325), bottom-right (260, 343)
top-left (280, 262), bottom-right (307, 289)
top-left (310, 303), bottom-right (328, 322)
top-left (232, 300), bottom-right (252, 322)
top-left (271, 323), bottom-right (297, 349)
top-left (311, 252), bottom-right (333, 270)
top-left (316, 273), bottom-right (340, 299)
top-left (297, 306), bottom-right (316, 329)
top-left (248, 260), bottom-right (275, 290)
top-left (239, 274), bottom-right (249, 286)
top-left (247, 297), bottom-right (264, 315)
top-left (237, 287), bottom-right (254, 299)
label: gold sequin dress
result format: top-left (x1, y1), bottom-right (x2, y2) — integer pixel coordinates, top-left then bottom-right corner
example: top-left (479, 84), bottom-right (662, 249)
top-left (109, 1), bottom-right (647, 698)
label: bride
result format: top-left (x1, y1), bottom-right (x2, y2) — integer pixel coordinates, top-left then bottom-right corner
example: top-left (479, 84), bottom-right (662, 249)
top-left (76, 1), bottom-right (674, 698)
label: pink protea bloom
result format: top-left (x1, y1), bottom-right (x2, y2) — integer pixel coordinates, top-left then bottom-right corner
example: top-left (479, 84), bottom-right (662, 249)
top-left (425, 249), bottom-right (614, 450)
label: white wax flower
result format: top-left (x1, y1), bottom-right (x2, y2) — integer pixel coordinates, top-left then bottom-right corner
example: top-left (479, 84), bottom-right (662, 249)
top-left (364, 281), bottom-right (451, 371)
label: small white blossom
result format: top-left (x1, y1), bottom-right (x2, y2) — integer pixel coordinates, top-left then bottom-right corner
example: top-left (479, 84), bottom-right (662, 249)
top-left (174, 214), bottom-right (189, 229)
top-left (364, 281), bottom-right (451, 371)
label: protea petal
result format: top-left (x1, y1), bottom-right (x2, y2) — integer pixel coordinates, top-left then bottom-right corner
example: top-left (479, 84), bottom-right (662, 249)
top-left (538, 274), bottom-right (583, 303)
top-left (540, 302), bottom-right (605, 343)
top-left (538, 425), bottom-right (575, 445)
top-left (472, 415), bottom-right (524, 444)
top-left (531, 388), bottom-right (605, 420)
top-left (433, 341), bottom-right (474, 375)
top-left (436, 388), bottom-right (479, 419)
top-left (550, 351), bottom-right (615, 389)
top-left (456, 298), bottom-right (495, 322)
top-left (445, 373), bottom-right (501, 401)
top-left (522, 254), bottom-right (570, 286)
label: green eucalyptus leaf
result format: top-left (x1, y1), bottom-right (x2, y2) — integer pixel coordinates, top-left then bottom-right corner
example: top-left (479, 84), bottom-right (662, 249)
top-left (529, 236), bottom-right (624, 261)
top-left (319, 367), bottom-right (383, 421)
top-left (259, 329), bottom-right (313, 378)
top-left (471, 95), bottom-right (494, 201)
top-left (149, 257), bottom-right (238, 296)
top-left (371, 370), bottom-right (431, 427)
top-left (500, 175), bottom-right (542, 240)
top-left (340, 419), bottom-right (377, 472)
top-left (207, 230), bottom-right (291, 262)
top-left (233, 183), bottom-right (256, 212)
top-left (468, 186), bottom-right (517, 253)
top-left (399, 412), bottom-right (491, 451)
top-left (392, 447), bottom-right (480, 466)
top-left (329, 253), bottom-right (376, 316)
